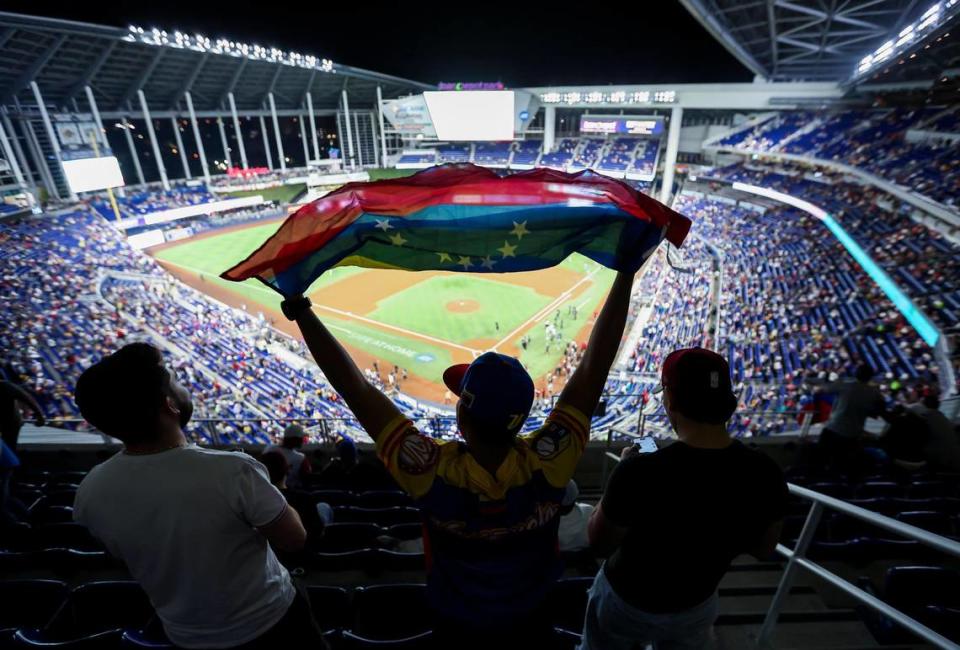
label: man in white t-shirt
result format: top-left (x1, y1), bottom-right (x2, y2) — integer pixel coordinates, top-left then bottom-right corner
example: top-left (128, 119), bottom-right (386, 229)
top-left (73, 343), bottom-right (324, 649)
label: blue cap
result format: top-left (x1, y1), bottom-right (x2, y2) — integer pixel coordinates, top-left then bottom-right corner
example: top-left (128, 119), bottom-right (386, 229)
top-left (443, 352), bottom-right (535, 432)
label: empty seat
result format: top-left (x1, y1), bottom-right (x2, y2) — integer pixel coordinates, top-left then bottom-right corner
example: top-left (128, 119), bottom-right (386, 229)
top-left (42, 491), bottom-right (78, 508)
top-left (54, 581), bottom-right (155, 638)
top-left (808, 482), bottom-right (854, 499)
top-left (384, 523), bottom-right (423, 541)
top-left (33, 524), bottom-right (103, 552)
top-left (856, 482), bottom-right (902, 499)
top-left (546, 577), bottom-right (593, 634)
top-left (347, 584), bottom-right (430, 642)
top-left (315, 523), bottom-right (383, 553)
top-left (335, 507), bottom-right (420, 527)
top-left (306, 585), bottom-right (350, 635)
top-left (31, 506), bottom-right (75, 525)
top-left (0, 579), bottom-right (68, 633)
top-left (908, 482), bottom-right (953, 500)
top-left (372, 548), bottom-right (425, 572)
top-left (13, 628), bottom-right (122, 648)
top-left (311, 548), bottom-right (376, 572)
top-left (895, 511), bottom-right (956, 538)
top-left (310, 490), bottom-right (357, 508)
top-left (356, 491), bottom-right (413, 509)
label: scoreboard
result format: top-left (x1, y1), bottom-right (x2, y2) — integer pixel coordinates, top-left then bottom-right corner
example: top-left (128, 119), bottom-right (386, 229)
top-left (579, 115), bottom-right (665, 137)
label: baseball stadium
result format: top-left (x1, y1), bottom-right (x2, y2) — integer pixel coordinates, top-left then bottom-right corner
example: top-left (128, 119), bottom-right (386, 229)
top-left (2, 2), bottom-right (960, 648)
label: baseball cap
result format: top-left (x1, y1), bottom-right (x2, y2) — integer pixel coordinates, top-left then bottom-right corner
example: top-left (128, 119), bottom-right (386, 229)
top-left (654, 347), bottom-right (738, 423)
top-left (283, 424), bottom-right (306, 439)
top-left (443, 351), bottom-right (535, 433)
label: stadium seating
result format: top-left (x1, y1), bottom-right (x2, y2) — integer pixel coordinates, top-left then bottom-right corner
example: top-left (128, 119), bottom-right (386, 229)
top-left (89, 184), bottom-right (216, 221)
top-left (712, 108), bottom-right (960, 210)
top-left (703, 161), bottom-right (960, 370)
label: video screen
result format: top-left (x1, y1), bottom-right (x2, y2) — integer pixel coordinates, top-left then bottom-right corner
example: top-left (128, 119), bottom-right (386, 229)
top-left (423, 91), bottom-right (515, 141)
top-left (62, 156), bottom-right (125, 193)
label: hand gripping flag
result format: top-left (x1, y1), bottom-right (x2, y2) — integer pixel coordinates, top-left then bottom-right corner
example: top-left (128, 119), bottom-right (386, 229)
top-left (221, 163), bottom-right (691, 297)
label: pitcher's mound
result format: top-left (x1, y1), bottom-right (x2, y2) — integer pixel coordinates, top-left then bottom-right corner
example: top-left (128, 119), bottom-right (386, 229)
top-left (446, 299), bottom-right (480, 313)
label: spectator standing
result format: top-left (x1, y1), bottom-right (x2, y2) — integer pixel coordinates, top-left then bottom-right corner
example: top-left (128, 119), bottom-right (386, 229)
top-left (280, 269), bottom-right (636, 646)
top-left (584, 348), bottom-right (788, 650)
top-left (72, 343), bottom-right (324, 649)
top-left (909, 395), bottom-right (960, 472)
top-left (814, 364), bottom-right (886, 475)
top-left (259, 451), bottom-right (332, 544)
top-left (263, 424), bottom-right (313, 489)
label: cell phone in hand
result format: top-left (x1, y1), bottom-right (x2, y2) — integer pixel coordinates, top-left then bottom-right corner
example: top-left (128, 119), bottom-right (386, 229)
top-left (633, 437), bottom-right (658, 454)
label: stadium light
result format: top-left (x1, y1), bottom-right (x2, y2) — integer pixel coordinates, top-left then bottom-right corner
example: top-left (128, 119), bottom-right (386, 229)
top-left (124, 24), bottom-right (335, 73)
top-left (853, 0), bottom-right (957, 78)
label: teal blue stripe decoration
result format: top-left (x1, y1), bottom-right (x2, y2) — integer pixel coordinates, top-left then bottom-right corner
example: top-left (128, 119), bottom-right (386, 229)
top-left (731, 182), bottom-right (940, 348)
top-left (819, 213), bottom-right (939, 347)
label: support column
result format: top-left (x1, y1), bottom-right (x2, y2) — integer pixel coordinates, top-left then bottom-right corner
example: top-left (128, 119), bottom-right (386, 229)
top-left (376, 85), bottom-right (388, 168)
top-left (171, 117), bottom-right (191, 179)
top-left (217, 116), bottom-right (232, 169)
top-left (83, 86), bottom-right (123, 196)
top-left (227, 92), bottom-right (248, 170)
top-left (267, 92), bottom-right (285, 171)
top-left (259, 114), bottom-right (273, 169)
top-left (659, 106), bottom-right (683, 205)
top-left (306, 91), bottom-right (320, 162)
top-left (121, 117), bottom-right (145, 186)
top-left (30, 81), bottom-right (73, 200)
top-left (0, 118), bottom-right (37, 209)
top-left (354, 112), bottom-right (364, 167)
top-left (3, 113), bottom-right (38, 193)
top-left (341, 89), bottom-right (355, 169)
top-left (184, 92), bottom-right (210, 183)
top-left (137, 89), bottom-right (169, 190)
top-left (544, 106), bottom-right (556, 153)
top-left (299, 114), bottom-right (310, 167)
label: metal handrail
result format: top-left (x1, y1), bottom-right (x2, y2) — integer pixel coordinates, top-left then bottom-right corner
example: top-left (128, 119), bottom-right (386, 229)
top-left (600, 450), bottom-right (960, 648)
top-left (759, 484), bottom-right (960, 649)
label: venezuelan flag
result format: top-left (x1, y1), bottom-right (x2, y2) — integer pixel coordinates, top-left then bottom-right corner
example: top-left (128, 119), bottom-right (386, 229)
top-left (221, 163), bottom-right (691, 297)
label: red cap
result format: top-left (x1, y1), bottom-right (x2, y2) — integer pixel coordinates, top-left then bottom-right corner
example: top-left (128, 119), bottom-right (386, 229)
top-left (655, 347), bottom-right (738, 422)
top-left (443, 364), bottom-right (470, 396)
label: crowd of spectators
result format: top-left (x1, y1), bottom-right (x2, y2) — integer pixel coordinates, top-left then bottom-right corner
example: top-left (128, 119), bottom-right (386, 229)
top-left (714, 107), bottom-right (960, 210)
top-left (88, 183), bottom-right (216, 221)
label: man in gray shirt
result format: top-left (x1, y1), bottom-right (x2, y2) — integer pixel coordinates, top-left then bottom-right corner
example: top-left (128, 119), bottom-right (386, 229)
top-left (816, 364), bottom-right (886, 477)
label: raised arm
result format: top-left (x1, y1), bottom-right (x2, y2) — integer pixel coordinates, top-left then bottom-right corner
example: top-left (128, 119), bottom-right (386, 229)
top-left (282, 296), bottom-right (402, 441)
top-left (557, 271), bottom-right (635, 417)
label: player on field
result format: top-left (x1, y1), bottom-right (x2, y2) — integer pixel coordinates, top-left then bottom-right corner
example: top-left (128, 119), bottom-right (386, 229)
top-left (281, 268), bottom-right (637, 645)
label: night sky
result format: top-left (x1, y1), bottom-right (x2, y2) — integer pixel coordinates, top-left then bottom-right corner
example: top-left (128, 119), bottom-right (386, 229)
top-left (5, 1), bottom-right (752, 87)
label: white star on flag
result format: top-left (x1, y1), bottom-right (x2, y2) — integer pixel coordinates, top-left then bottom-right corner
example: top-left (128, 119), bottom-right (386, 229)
top-left (481, 256), bottom-right (497, 270)
top-left (458, 255), bottom-right (472, 270)
top-left (389, 233), bottom-right (407, 246)
top-left (375, 219), bottom-right (393, 231)
top-left (437, 252), bottom-right (453, 263)
top-left (497, 241), bottom-right (517, 258)
top-left (510, 221), bottom-right (530, 240)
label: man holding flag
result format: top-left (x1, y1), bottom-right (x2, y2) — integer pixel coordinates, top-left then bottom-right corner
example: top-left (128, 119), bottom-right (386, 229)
top-left (280, 267), bottom-right (635, 645)
top-left (226, 164), bottom-right (689, 644)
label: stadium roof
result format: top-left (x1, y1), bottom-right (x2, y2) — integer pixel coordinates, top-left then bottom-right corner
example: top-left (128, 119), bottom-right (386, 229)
top-left (0, 12), bottom-right (433, 115)
top-left (678, 0), bottom-right (953, 83)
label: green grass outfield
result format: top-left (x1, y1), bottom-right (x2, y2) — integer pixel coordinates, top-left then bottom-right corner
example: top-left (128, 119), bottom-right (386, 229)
top-left (152, 218), bottom-right (614, 386)
top-left (222, 183), bottom-right (306, 204)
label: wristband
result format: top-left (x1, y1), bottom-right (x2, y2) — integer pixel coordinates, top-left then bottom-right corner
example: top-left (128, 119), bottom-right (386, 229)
top-left (280, 295), bottom-right (312, 321)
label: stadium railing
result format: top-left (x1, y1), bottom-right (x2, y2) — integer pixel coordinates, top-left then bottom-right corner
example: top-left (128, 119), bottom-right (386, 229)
top-left (601, 445), bottom-right (960, 649)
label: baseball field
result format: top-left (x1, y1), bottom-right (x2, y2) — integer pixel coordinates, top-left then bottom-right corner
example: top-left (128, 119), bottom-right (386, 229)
top-left (151, 218), bottom-right (615, 402)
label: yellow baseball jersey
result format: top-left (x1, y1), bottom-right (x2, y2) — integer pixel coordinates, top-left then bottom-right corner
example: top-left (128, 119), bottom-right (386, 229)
top-left (375, 402), bottom-right (590, 625)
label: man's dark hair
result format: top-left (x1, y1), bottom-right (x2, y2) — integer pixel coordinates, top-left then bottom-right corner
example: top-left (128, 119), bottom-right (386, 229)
top-left (855, 364), bottom-right (875, 382)
top-left (923, 394), bottom-right (940, 410)
top-left (260, 451), bottom-right (289, 486)
top-left (74, 343), bottom-right (170, 444)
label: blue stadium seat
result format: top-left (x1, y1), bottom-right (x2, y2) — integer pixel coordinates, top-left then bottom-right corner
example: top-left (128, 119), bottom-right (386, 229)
top-left (315, 523), bottom-right (383, 552)
top-left (306, 585), bottom-right (349, 637)
top-left (0, 580), bottom-right (69, 641)
top-left (334, 507), bottom-right (420, 527)
top-left (346, 584), bottom-right (430, 644)
top-left (13, 628), bottom-right (122, 649)
top-left (355, 491), bottom-right (413, 509)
